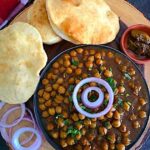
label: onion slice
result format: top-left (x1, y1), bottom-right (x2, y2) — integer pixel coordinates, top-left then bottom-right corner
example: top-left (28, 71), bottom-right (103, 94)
top-left (0, 101), bottom-right (5, 109)
top-left (11, 127), bottom-right (42, 150)
top-left (0, 104), bottom-right (25, 128)
top-left (73, 77), bottom-right (114, 118)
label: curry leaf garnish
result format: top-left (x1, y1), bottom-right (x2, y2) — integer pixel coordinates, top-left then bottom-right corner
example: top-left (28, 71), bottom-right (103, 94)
top-left (67, 126), bottom-right (81, 137)
top-left (124, 73), bottom-right (131, 80)
top-left (71, 59), bottom-right (79, 66)
top-left (68, 85), bottom-right (75, 92)
top-left (106, 77), bottom-right (117, 91)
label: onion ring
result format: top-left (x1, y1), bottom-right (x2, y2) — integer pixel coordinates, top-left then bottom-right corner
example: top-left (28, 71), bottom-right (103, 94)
top-left (11, 127), bottom-right (42, 150)
top-left (0, 104), bottom-right (25, 128)
top-left (73, 77), bottom-right (114, 118)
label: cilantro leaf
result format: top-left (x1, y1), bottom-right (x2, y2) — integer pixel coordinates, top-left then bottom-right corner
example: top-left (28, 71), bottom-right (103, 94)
top-left (106, 77), bottom-right (117, 91)
top-left (67, 126), bottom-right (81, 137)
top-left (124, 73), bottom-right (131, 80)
top-left (71, 59), bottom-right (79, 66)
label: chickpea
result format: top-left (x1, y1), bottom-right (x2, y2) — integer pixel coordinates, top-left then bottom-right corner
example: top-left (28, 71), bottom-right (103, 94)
top-left (76, 48), bottom-right (83, 54)
top-left (78, 113), bottom-right (85, 120)
top-left (60, 139), bottom-right (67, 148)
top-left (96, 59), bottom-right (103, 65)
top-left (60, 67), bottom-right (65, 73)
top-left (81, 137), bottom-right (89, 146)
top-left (62, 111), bottom-right (68, 118)
top-left (84, 145), bottom-right (91, 150)
top-left (113, 111), bottom-right (121, 120)
top-left (52, 62), bottom-right (59, 69)
top-left (115, 57), bottom-right (122, 64)
top-left (48, 108), bottom-right (55, 115)
top-left (58, 58), bottom-right (63, 65)
top-left (112, 120), bottom-right (121, 128)
top-left (81, 128), bottom-right (87, 135)
top-left (51, 91), bottom-right (56, 97)
top-left (76, 68), bottom-right (82, 75)
top-left (122, 137), bottom-right (131, 146)
top-left (56, 106), bottom-right (62, 114)
top-left (68, 77), bottom-right (74, 84)
top-left (123, 102), bottom-right (130, 111)
top-left (138, 98), bottom-right (146, 106)
top-left (78, 63), bottom-right (83, 68)
top-left (58, 118), bottom-right (65, 127)
top-left (107, 52), bottom-right (114, 58)
top-left (47, 73), bottom-right (52, 79)
top-left (70, 50), bottom-right (77, 57)
top-left (94, 72), bottom-right (101, 78)
top-left (83, 50), bottom-right (89, 56)
top-left (85, 61), bottom-right (93, 69)
top-left (55, 95), bottom-right (63, 103)
top-left (75, 79), bottom-right (80, 84)
top-left (43, 92), bottom-right (50, 100)
top-left (98, 116), bottom-right (105, 120)
top-left (56, 78), bottom-right (64, 84)
top-left (90, 122), bottom-right (97, 128)
top-left (101, 141), bottom-right (109, 150)
top-left (110, 143), bottom-right (115, 150)
top-left (76, 133), bottom-right (82, 140)
top-left (64, 60), bottom-right (71, 67)
top-left (42, 79), bottom-right (49, 85)
top-left (101, 51), bottom-right (106, 58)
top-left (116, 144), bottom-right (125, 150)
top-left (119, 124), bottom-right (127, 133)
top-left (98, 127), bottom-right (107, 135)
top-left (104, 70), bottom-right (112, 77)
top-left (51, 74), bottom-right (57, 80)
top-left (137, 105), bottom-right (141, 111)
top-left (39, 104), bottom-right (46, 111)
top-left (67, 137), bottom-right (75, 145)
top-left (66, 67), bottom-right (72, 74)
top-left (129, 68), bottom-right (135, 76)
top-left (87, 133), bottom-right (95, 141)
top-left (52, 84), bottom-right (59, 90)
top-left (71, 113), bottom-right (79, 121)
top-left (129, 114), bottom-right (137, 121)
top-left (118, 86), bottom-right (125, 93)
top-left (132, 121), bottom-right (140, 129)
top-left (104, 93), bottom-right (109, 100)
top-left (88, 56), bottom-right (94, 62)
top-left (51, 131), bottom-right (59, 139)
top-left (82, 73), bottom-right (88, 78)
top-left (138, 110), bottom-right (147, 118)
top-left (47, 123), bottom-right (54, 131)
top-left (42, 111), bottom-right (49, 118)
top-left (45, 100), bottom-right (51, 107)
top-left (45, 85), bottom-right (52, 92)
top-left (108, 133), bottom-right (116, 144)
top-left (64, 54), bottom-right (70, 60)
top-left (64, 97), bottom-right (69, 104)
top-left (53, 69), bottom-right (59, 74)
top-left (38, 89), bottom-right (44, 96)
top-left (38, 98), bottom-right (45, 103)
top-left (106, 111), bottom-right (113, 118)
top-left (60, 131), bottom-right (67, 139)
top-left (84, 119), bottom-right (91, 126)
top-left (95, 52), bottom-right (101, 59)
top-left (58, 86), bottom-right (66, 94)
top-left (122, 130), bottom-right (130, 137)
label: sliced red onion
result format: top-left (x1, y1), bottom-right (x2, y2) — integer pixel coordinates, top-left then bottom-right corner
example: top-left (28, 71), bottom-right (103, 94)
top-left (73, 77), bottom-right (114, 118)
top-left (0, 101), bottom-right (5, 109)
top-left (0, 104), bottom-right (25, 128)
top-left (81, 87), bottom-right (104, 109)
top-left (11, 127), bottom-right (42, 150)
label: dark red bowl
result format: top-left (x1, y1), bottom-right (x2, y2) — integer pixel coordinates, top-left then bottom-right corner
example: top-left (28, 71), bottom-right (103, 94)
top-left (120, 24), bottom-right (150, 64)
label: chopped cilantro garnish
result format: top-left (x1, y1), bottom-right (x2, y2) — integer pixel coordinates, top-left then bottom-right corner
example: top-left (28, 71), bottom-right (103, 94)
top-left (104, 99), bottom-right (108, 106)
top-left (118, 98), bottom-right (123, 107)
top-left (106, 77), bottom-right (117, 91)
top-left (124, 73), bottom-right (131, 80)
top-left (64, 119), bottom-right (70, 125)
top-left (125, 93), bottom-right (130, 97)
top-left (81, 105), bottom-right (92, 113)
top-left (126, 101), bottom-right (132, 106)
top-left (67, 126), bottom-right (81, 137)
top-left (88, 67), bottom-right (93, 71)
top-left (68, 85), bottom-right (75, 92)
top-left (55, 114), bottom-right (64, 119)
top-left (69, 96), bottom-right (73, 102)
top-left (109, 67), bottom-right (113, 72)
top-left (103, 121), bottom-right (111, 128)
top-left (89, 94), bottom-right (97, 102)
top-left (71, 59), bottom-right (79, 66)
top-left (106, 135), bottom-right (112, 141)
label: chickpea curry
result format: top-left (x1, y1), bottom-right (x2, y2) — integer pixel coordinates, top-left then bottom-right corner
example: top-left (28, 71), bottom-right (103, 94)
top-left (37, 47), bottom-right (149, 150)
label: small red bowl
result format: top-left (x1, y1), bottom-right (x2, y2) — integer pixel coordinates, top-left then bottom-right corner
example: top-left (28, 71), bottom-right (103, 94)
top-left (121, 24), bottom-right (150, 64)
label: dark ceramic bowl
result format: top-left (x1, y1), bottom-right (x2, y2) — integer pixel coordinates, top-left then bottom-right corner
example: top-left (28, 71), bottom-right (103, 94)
top-left (34, 45), bottom-right (150, 150)
top-left (120, 24), bottom-right (150, 64)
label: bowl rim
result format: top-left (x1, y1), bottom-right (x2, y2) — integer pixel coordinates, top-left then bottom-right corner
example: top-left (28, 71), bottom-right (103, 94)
top-left (120, 24), bottom-right (150, 64)
top-left (33, 44), bottom-right (150, 150)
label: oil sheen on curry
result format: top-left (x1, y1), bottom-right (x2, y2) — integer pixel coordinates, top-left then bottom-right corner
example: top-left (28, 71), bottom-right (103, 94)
top-left (37, 47), bottom-right (149, 150)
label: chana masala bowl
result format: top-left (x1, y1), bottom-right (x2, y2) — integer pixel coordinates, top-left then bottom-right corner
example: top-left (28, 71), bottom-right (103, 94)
top-left (34, 45), bottom-right (150, 150)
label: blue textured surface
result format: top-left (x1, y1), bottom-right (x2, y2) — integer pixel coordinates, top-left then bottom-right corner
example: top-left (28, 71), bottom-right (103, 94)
top-left (0, 0), bottom-right (150, 150)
